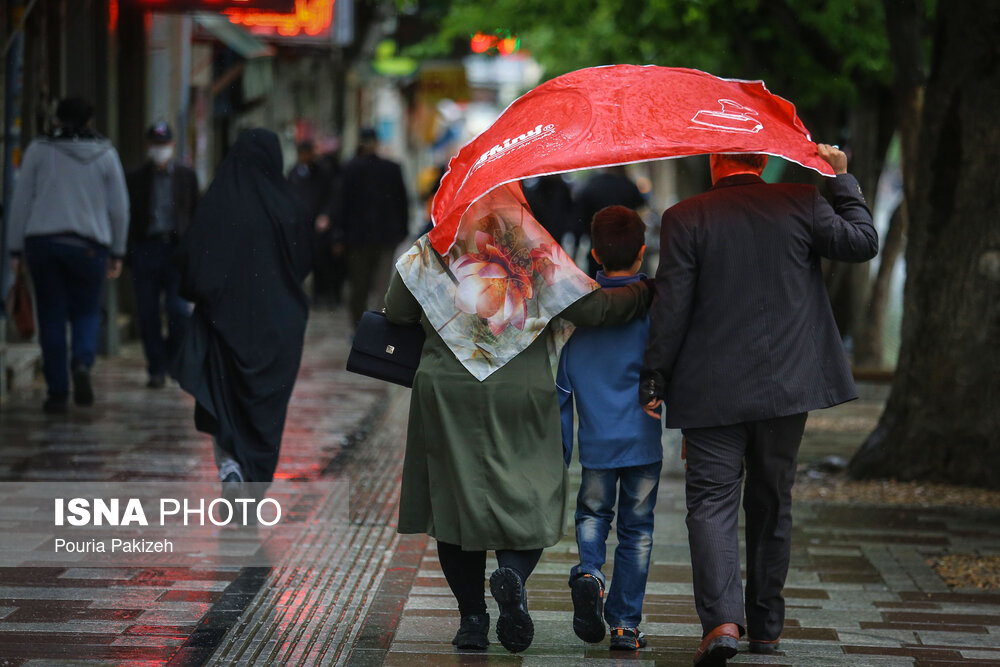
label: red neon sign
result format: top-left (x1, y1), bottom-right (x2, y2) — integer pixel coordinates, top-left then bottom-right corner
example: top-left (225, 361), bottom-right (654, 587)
top-left (469, 31), bottom-right (520, 56)
top-left (224, 0), bottom-right (334, 37)
top-left (127, 1), bottom-right (297, 11)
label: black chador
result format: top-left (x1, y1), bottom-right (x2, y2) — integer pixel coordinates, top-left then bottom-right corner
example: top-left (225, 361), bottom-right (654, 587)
top-left (175, 129), bottom-right (312, 483)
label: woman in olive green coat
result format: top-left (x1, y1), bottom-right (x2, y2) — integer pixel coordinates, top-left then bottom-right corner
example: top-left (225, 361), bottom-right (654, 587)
top-left (384, 218), bottom-right (649, 654)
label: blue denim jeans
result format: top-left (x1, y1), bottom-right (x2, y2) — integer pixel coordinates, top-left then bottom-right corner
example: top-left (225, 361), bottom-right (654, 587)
top-left (570, 461), bottom-right (662, 628)
top-left (130, 238), bottom-right (191, 378)
top-left (24, 236), bottom-right (108, 399)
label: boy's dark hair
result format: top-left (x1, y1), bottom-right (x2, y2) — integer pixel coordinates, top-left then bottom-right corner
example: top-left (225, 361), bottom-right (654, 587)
top-left (56, 96), bottom-right (94, 129)
top-left (590, 205), bottom-right (645, 271)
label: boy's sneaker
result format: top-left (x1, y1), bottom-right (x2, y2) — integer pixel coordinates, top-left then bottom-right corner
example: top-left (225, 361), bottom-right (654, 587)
top-left (570, 573), bottom-right (606, 643)
top-left (489, 567), bottom-right (534, 653)
top-left (610, 627), bottom-right (647, 650)
top-left (451, 613), bottom-right (489, 650)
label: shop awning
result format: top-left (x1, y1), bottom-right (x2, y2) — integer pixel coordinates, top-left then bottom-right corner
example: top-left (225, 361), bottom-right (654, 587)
top-left (193, 13), bottom-right (275, 59)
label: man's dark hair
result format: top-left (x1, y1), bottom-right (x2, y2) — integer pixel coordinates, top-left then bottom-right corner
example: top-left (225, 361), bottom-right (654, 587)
top-left (590, 205), bottom-right (645, 271)
top-left (56, 96), bottom-right (94, 129)
top-left (717, 152), bottom-right (767, 171)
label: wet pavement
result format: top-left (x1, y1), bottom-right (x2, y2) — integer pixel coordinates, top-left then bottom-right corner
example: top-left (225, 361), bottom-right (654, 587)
top-left (2, 310), bottom-right (999, 665)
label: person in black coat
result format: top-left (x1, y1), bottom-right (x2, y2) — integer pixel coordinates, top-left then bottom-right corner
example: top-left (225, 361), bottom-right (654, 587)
top-left (174, 129), bottom-right (312, 489)
top-left (126, 122), bottom-right (199, 388)
top-left (337, 127), bottom-right (409, 327)
top-left (523, 173), bottom-right (573, 243)
top-left (287, 139), bottom-right (344, 307)
top-left (639, 147), bottom-right (877, 666)
top-left (572, 166), bottom-right (645, 277)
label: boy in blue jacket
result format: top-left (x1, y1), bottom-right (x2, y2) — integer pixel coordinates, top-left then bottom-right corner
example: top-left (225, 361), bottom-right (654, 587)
top-left (557, 205), bottom-right (663, 650)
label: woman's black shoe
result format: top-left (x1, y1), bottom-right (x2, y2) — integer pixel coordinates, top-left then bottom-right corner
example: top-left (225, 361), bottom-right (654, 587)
top-left (452, 613), bottom-right (489, 650)
top-left (490, 567), bottom-right (534, 653)
top-left (570, 573), bottom-right (606, 643)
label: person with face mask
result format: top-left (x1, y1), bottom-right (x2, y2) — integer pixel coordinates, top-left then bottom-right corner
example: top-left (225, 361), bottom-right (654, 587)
top-left (125, 122), bottom-right (200, 388)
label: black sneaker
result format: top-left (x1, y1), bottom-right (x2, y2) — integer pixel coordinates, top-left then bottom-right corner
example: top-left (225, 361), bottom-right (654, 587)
top-left (452, 613), bottom-right (489, 650)
top-left (72, 366), bottom-right (93, 406)
top-left (610, 626), bottom-right (647, 650)
top-left (489, 567), bottom-right (534, 653)
top-left (42, 396), bottom-right (69, 414)
top-left (570, 574), bottom-right (606, 643)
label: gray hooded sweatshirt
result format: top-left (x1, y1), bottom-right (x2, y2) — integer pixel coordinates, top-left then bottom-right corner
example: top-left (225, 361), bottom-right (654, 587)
top-left (6, 135), bottom-right (130, 257)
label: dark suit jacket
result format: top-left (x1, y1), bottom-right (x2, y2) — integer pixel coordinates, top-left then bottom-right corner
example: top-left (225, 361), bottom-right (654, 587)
top-left (126, 162), bottom-right (199, 253)
top-left (643, 173), bottom-right (877, 429)
top-left (338, 153), bottom-right (409, 248)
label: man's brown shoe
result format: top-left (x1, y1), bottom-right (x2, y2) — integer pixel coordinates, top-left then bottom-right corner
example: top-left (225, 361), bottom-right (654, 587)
top-left (693, 623), bottom-right (739, 666)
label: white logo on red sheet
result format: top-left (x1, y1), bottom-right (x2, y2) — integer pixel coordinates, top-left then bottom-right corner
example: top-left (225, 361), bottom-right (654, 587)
top-left (691, 99), bottom-right (763, 134)
top-left (472, 123), bottom-right (557, 171)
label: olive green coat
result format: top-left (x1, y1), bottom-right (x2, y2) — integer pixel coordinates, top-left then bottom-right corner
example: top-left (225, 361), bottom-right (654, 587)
top-left (384, 272), bottom-right (649, 550)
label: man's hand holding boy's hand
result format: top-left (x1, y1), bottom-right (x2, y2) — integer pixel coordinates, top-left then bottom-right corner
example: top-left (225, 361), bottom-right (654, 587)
top-left (639, 370), bottom-right (666, 420)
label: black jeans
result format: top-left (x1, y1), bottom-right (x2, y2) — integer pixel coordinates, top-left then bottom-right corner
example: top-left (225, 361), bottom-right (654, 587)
top-left (130, 238), bottom-right (190, 378)
top-left (437, 541), bottom-right (542, 617)
top-left (24, 236), bottom-right (107, 398)
top-left (682, 413), bottom-right (808, 640)
top-left (346, 245), bottom-right (394, 327)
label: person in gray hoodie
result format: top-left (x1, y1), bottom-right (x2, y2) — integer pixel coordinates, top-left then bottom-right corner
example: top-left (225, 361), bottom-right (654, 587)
top-left (6, 96), bottom-right (129, 413)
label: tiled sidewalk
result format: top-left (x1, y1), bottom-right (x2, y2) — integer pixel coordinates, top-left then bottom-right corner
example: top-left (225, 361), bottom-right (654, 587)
top-left (2, 315), bottom-right (999, 666)
top-left (0, 310), bottom-right (390, 665)
top-left (373, 409), bottom-right (1000, 666)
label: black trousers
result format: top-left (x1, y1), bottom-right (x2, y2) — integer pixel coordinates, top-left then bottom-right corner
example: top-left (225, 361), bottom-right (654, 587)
top-left (437, 541), bottom-right (542, 617)
top-left (682, 412), bottom-right (807, 640)
top-left (346, 245), bottom-right (395, 328)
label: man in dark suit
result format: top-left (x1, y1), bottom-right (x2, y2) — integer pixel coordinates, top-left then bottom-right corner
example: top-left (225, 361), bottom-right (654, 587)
top-left (640, 146), bottom-right (877, 665)
top-left (338, 127), bottom-right (409, 327)
top-left (126, 122), bottom-right (199, 388)
top-left (287, 139), bottom-right (344, 308)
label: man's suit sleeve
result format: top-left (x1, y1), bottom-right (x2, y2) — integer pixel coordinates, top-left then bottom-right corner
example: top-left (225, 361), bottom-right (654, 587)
top-left (810, 173), bottom-right (878, 262)
top-left (642, 209), bottom-right (697, 387)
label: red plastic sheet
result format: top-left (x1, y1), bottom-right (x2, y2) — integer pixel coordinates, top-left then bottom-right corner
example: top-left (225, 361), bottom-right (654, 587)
top-left (430, 65), bottom-right (834, 254)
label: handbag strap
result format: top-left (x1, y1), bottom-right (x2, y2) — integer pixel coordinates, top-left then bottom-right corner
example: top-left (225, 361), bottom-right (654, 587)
top-left (430, 247), bottom-right (459, 286)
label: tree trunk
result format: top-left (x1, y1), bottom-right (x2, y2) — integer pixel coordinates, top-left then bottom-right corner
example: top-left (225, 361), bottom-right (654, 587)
top-left (848, 1), bottom-right (1000, 488)
top-left (853, 0), bottom-right (927, 368)
top-left (854, 202), bottom-right (906, 368)
top-left (853, 86), bottom-right (923, 368)
top-left (823, 85), bottom-right (895, 347)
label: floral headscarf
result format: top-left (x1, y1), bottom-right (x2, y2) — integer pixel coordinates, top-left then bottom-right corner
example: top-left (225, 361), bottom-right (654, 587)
top-left (395, 182), bottom-right (598, 381)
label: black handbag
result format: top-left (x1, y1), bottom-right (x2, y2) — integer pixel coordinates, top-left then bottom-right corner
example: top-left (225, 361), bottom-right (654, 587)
top-left (346, 310), bottom-right (426, 387)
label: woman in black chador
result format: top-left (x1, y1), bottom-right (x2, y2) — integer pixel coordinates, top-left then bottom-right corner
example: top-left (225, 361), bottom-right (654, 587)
top-left (175, 129), bottom-right (312, 488)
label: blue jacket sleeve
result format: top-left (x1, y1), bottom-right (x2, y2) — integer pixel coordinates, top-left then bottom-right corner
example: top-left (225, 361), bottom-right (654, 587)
top-left (556, 343), bottom-right (575, 467)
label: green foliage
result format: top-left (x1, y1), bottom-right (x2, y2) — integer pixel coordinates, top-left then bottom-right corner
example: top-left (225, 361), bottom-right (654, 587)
top-left (409, 0), bottom-right (903, 115)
